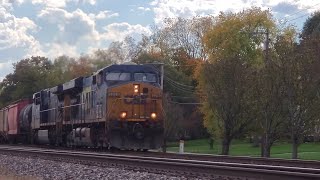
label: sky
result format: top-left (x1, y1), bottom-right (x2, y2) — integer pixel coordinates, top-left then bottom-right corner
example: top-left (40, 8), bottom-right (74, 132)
top-left (0, 0), bottom-right (319, 80)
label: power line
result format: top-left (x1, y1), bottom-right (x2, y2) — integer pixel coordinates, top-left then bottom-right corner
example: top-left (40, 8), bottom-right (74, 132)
top-left (286, 13), bottom-right (311, 23)
top-left (286, 2), bottom-right (320, 18)
top-left (145, 64), bottom-right (196, 89)
top-left (165, 79), bottom-right (196, 93)
top-left (171, 96), bottom-right (197, 99)
top-left (164, 75), bottom-right (194, 88)
top-left (169, 101), bottom-right (203, 105)
top-left (280, 2), bottom-right (320, 24)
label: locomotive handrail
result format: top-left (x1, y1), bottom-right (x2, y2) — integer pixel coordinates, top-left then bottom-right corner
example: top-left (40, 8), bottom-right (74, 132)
top-left (39, 103), bottom-right (85, 113)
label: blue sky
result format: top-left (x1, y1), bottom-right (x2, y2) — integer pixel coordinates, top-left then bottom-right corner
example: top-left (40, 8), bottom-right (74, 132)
top-left (0, 0), bottom-right (319, 80)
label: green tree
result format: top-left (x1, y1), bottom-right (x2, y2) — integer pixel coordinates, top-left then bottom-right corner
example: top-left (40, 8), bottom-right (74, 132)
top-left (278, 27), bottom-right (320, 159)
top-left (200, 7), bottom-right (276, 155)
top-left (0, 56), bottom-right (53, 106)
top-left (301, 11), bottom-right (320, 38)
top-left (199, 57), bottom-right (255, 155)
top-left (49, 55), bottom-right (74, 86)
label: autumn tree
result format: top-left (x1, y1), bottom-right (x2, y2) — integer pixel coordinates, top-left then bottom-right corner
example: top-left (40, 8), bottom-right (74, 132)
top-left (152, 17), bottom-right (213, 60)
top-left (200, 7), bottom-right (276, 155)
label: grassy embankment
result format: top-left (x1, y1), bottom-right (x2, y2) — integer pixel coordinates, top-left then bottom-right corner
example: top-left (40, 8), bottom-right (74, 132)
top-left (166, 139), bottom-right (320, 160)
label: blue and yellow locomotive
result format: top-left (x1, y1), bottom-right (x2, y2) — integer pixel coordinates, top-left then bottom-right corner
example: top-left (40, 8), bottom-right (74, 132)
top-left (0, 63), bottom-right (164, 150)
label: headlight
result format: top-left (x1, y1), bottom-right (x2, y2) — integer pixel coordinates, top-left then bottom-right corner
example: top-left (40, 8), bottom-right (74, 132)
top-left (134, 84), bottom-right (139, 93)
top-left (151, 113), bottom-right (157, 119)
top-left (120, 112), bottom-right (127, 119)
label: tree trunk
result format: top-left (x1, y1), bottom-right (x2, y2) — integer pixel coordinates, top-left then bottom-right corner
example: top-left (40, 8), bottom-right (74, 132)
top-left (209, 138), bottom-right (214, 150)
top-left (260, 141), bottom-right (265, 157)
top-left (261, 136), bottom-right (271, 157)
top-left (162, 138), bottom-right (167, 153)
top-left (264, 144), bottom-right (271, 158)
top-left (292, 135), bottom-right (299, 159)
top-left (221, 137), bottom-right (231, 155)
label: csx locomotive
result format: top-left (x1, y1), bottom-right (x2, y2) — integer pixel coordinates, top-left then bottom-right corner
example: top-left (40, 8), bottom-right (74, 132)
top-left (0, 63), bottom-right (164, 150)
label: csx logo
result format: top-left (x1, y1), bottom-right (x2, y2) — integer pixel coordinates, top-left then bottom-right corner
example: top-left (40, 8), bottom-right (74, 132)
top-left (124, 95), bottom-right (147, 104)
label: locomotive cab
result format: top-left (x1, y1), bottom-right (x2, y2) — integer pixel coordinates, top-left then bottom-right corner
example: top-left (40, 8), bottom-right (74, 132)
top-left (105, 67), bottom-right (164, 150)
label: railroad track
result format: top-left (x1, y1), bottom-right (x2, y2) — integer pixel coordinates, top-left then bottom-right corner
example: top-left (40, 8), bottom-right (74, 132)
top-left (4, 144), bottom-right (320, 169)
top-left (142, 151), bottom-right (320, 169)
top-left (0, 145), bottom-right (319, 179)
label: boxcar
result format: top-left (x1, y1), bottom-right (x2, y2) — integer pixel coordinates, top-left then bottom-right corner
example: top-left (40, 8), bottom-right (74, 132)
top-left (7, 99), bottom-right (31, 142)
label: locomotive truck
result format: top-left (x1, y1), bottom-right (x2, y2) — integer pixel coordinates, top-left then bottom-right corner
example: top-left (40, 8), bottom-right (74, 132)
top-left (0, 63), bottom-right (164, 150)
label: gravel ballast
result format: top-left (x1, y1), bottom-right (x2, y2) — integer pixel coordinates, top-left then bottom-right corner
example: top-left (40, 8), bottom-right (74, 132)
top-left (0, 154), bottom-right (189, 180)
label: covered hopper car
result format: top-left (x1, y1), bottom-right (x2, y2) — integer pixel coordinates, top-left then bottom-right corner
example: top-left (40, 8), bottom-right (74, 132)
top-left (0, 64), bottom-right (164, 150)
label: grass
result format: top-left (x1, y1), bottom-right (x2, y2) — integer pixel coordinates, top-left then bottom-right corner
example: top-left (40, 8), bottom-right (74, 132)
top-left (166, 139), bottom-right (320, 160)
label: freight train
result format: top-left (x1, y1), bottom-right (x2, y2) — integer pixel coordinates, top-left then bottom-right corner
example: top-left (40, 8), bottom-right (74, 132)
top-left (0, 63), bottom-right (164, 150)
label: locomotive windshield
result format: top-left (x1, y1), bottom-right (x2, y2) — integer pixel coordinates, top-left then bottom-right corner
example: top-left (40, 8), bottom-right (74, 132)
top-left (134, 73), bottom-right (157, 82)
top-left (106, 72), bottom-right (131, 81)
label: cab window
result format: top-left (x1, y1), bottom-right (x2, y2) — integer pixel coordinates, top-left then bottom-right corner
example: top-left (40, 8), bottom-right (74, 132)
top-left (134, 73), bottom-right (157, 82)
top-left (106, 72), bottom-right (131, 81)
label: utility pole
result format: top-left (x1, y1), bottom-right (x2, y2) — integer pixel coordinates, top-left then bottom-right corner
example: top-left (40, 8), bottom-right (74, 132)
top-left (160, 63), bottom-right (164, 90)
top-left (265, 28), bottom-right (270, 65)
top-left (264, 28), bottom-right (270, 157)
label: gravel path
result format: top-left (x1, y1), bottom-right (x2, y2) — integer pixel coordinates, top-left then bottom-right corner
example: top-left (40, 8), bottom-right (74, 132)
top-left (0, 154), bottom-right (189, 180)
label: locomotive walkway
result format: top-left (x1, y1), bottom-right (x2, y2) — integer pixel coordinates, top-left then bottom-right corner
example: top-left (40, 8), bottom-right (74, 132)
top-left (0, 145), bottom-right (319, 179)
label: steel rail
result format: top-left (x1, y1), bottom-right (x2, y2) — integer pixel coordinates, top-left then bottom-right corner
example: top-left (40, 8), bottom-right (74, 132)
top-left (0, 146), bottom-right (319, 179)
top-left (144, 151), bottom-right (320, 168)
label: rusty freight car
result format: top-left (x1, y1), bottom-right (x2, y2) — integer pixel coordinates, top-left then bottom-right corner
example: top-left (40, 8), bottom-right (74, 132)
top-left (6, 99), bottom-right (31, 143)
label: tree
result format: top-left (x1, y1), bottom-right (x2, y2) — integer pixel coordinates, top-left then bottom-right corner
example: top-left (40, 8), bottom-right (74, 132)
top-left (255, 62), bottom-right (286, 157)
top-left (49, 55), bottom-right (75, 86)
top-left (152, 17), bottom-right (213, 60)
top-left (276, 27), bottom-right (320, 159)
top-left (91, 49), bottom-right (115, 70)
top-left (200, 7), bottom-right (276, 155)
top-left (301, 11), bottom-right (320, 39)
top-left (68, 55), bottom-right (95, 78)
top-left (162, 93), bottom-right (184, 152)
top-left (0, 56), bottom-right (53, 106)
top-left (199, 57), bottom-right (255, 155)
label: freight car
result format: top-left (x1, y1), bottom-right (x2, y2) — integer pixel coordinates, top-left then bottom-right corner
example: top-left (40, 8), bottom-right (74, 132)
top-left (0, 99), bottom-right (32, 144)
top-left (0, 63), bottom-right (164, 150)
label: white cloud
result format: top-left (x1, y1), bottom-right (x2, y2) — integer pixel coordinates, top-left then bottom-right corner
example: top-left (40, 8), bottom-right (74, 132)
top-left (138, 6), bottom-right (151, 11)
top-left (267, 0), bottom-right (319, 13)
top-left (150, 0), bottom-right (319, 25)
top-left (0, 61), bottom-right (12, 69)
top-left (31, 0), bottom-right (96, 8)
top-left (79, 0), bottom-right (96, 5)
top-left (89, 10), bottom-right (119, 20)
top-left (0, 0), bottom-right (24, 10)
top-left (45, 42), bottom-right (78, 58)
top-left (38, 7), bottom-right (100, 45)
top-left (0, 60), bottom-right (13, 81)
top-left (32, 0), bottom-right (67, 8)
top-left (0, 5), bottom-right (43, 55)
top-left (102, 22), bottom-right (152, 42)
